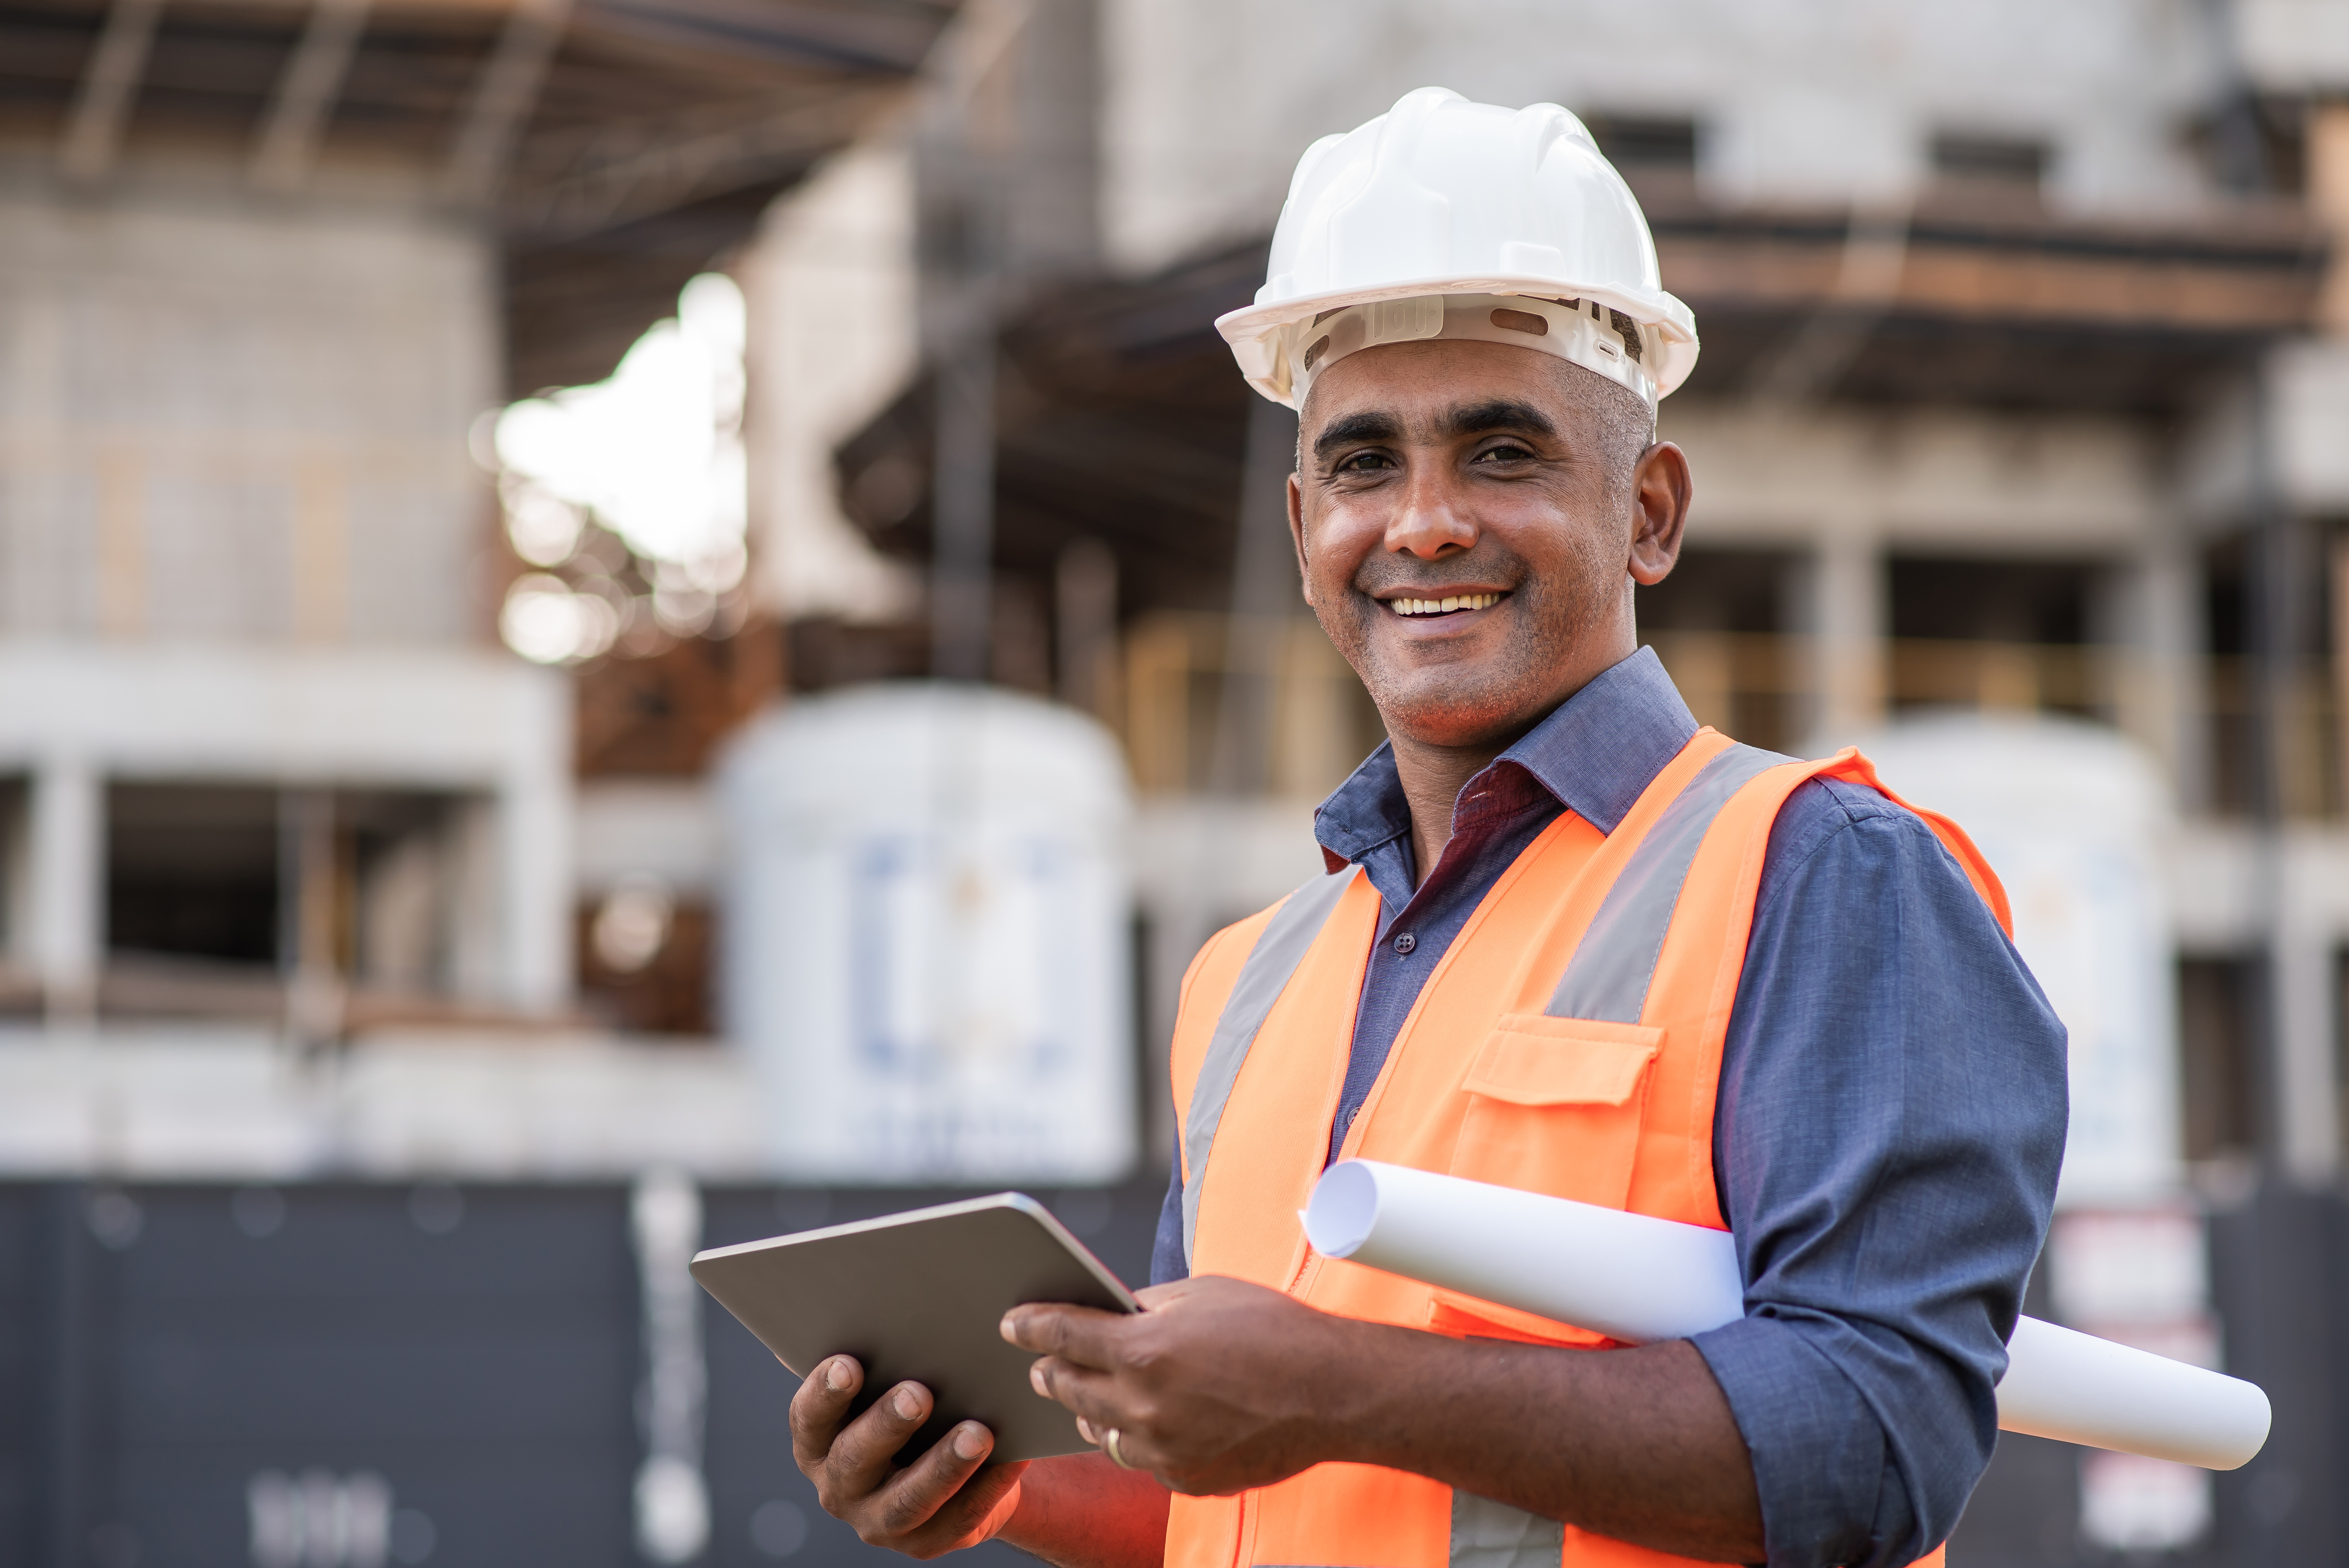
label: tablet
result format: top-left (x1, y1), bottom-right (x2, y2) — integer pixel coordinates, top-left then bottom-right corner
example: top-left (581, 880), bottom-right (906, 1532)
top-left (690, 1193), bottom-right (1142, 1465)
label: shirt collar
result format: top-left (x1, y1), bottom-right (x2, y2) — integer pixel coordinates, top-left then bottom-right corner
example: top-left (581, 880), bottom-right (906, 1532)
top-left (1313, 645), bottom-right (1699, 868)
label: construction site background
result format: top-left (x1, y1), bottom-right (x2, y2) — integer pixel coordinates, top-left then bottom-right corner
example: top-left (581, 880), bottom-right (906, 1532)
top-left (3, 1), bottom-right (2349, 1564)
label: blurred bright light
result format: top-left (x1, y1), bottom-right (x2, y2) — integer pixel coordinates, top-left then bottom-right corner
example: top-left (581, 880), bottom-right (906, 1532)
top-left (503, 480), bottom-right (588, 567)
top-left (501, 573), bottom-right (620, 664)
top-left (493, 273), bottom-right (749, 655)
top-left (593, 875), bottom-right (676, 973)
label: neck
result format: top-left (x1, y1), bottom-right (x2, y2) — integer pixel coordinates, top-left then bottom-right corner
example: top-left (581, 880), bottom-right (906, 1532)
top-left (1384, 728), bottom-right (1514, 889)
top-left (1379, 634), bottom-right (1640, 888)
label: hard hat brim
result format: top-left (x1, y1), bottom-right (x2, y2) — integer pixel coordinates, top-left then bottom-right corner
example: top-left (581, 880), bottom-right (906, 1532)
top-left (1216, 275), bottom-right (1699, 408)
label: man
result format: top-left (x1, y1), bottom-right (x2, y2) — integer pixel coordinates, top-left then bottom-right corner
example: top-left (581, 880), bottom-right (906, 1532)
top-left (790, 89), bottom-right (2066, 1568)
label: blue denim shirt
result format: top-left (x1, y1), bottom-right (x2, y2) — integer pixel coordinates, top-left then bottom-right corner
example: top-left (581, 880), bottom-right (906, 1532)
top-left (1148, 647), bottom-right (2067, 1568)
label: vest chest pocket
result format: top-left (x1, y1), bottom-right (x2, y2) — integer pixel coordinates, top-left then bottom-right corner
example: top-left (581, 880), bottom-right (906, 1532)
top-left (1448, 1014), bottom-right (1661, 1210)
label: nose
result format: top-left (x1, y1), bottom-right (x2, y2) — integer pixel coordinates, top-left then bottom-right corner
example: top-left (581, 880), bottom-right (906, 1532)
top-left (1383, 463), bottom-right (1476, 560)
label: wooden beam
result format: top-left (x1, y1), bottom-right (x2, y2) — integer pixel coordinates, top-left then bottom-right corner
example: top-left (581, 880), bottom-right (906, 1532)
top-left (59, 0), bottom-right (165, 184)
top-left (250, 0), bottom-right (372, 193)
top-left (1660, 219), bottom-right (2324, 336)
top-left (441, 0), bottom-right (570, 205)
top-left (513, 88), bottom-right (883, 240)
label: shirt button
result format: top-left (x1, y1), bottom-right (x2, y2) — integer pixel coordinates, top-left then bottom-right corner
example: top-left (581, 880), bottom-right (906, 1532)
top-left (1392, 932), bottom-right (1417, 955)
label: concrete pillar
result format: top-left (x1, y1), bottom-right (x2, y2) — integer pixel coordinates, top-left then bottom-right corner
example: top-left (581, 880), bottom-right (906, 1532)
top-left (498, 676), bottom-right (573, 1014)
top-left (1213, 397), bottom-right (1303, 797)
top-left (1, 788), bottom-right (25, 966)
top-left (2267, 915), bottom-right (2340, 1184)
top-left (1055, 537), bottom-right (1118, 720)
top-left (28, 755), bottom-right (101, 1022)
top-left (2105, 534), bottom-right (2207, 812)
top-left (446, 796), bottom-right (503, 1005)
top-left (279, 787), bottom-right (344, 1045)
top-left (1795, 521), bottom-right (1885, 747)
top-left (500, 778), bottom-right (572, 1014)
top-left (2335, 535), bottom-right (2349, 829)
top-left (2310, 104), bottom-right (2349, 336)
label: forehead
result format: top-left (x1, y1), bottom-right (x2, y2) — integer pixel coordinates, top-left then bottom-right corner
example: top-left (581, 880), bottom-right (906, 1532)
top-left (1300, 338), bottom-right (1576, 434)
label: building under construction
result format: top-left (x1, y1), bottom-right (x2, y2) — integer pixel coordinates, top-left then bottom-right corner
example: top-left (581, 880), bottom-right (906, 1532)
top-left (5, 0), bottom-right (2349, 1563)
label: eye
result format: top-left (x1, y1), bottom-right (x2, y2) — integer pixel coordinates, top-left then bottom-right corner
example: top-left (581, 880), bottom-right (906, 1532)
top-left (1472, 440), bottom-right (1536, 463)
top-left (1336, 449), bottom-right (1394, 473)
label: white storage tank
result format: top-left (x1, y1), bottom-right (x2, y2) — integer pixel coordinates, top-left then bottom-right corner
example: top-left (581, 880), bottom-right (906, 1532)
top-left (1854, 713), bottom-right (2181, 1207)
top-left (716, 683), bottom-right (1137, 1183)
top-left (1856, 714), bottom-right (2211, 1554)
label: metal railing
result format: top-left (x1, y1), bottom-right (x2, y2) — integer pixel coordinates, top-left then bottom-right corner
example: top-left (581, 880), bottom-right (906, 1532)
top-left (1112, 617), bottom-right (2345, 820)
top-left (1116, 612), bottom-right (1383, 799)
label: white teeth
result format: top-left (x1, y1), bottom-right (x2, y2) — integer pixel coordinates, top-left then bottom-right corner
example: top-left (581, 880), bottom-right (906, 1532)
top-left (1390, 593), bottom-right (1500, 616)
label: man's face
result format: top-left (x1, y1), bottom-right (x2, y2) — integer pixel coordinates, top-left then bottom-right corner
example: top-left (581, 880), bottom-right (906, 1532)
top-left (1288, 338), bottom-right (1687, 752)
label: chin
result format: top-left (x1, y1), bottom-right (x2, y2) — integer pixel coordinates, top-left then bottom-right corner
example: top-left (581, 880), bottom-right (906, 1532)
top-left (1368, 680), bottom-right (1533, 750)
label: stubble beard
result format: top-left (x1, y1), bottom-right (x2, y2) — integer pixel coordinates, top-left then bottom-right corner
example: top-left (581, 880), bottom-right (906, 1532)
top-left (1317, 568), bottom-right (1600, 753)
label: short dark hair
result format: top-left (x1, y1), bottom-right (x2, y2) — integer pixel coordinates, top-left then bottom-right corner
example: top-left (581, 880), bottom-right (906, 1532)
top-left (1579, 363), bottom-right (1656, 500)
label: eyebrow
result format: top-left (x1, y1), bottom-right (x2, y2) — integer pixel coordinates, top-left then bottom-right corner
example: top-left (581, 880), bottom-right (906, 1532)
top-left (1311, 399), bottom-right (1558, 464)
top-left (1312, 410), bottom-right (1401, 462)
top-left (1439, 398), bottom-right (1557, 440)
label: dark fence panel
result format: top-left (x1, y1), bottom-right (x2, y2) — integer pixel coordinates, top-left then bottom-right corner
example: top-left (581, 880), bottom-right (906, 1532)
top-left (1950, 1181), bottom-right (2346, 1567)
top-left (3, 1181), bottom-right (641, 1568)
top-left (5, 1174), bottom-right (2336, 1567)
top-left (0, 1175), bottom-right (1168, 1568)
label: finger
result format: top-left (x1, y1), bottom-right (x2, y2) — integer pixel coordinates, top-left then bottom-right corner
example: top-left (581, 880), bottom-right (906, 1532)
top-left (898, 1449), bottom-right (1033, 1553)
top-left (789, 1355), bottom-right (863, 1473)
top-left (1001, 1302), bottom-right (1131, 1368)
top-left (865, 1421), bottom-right (1017, 1544)
top-left (1070, 1405), bottom-right (1158, 1476)
top-left (1028, 1355), bottom-right (1130, 1430)
top-left (825, 1380), bottom-right (938, 1499)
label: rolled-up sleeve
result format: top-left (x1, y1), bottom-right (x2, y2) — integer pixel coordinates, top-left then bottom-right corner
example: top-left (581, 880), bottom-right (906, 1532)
top-left (1690, 778), bottom-right (2068, 1568)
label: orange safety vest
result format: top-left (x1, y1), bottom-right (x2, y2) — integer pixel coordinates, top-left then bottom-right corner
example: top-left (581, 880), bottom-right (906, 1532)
top-left (1164, 730), bottom-right (2011, 1568)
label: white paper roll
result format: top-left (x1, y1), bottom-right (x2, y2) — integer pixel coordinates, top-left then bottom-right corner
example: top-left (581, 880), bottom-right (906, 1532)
top-left (1996, 1315), bottom-right (2271, 1470)
top-left (1303, 1160), bottom-right (2270, 1471)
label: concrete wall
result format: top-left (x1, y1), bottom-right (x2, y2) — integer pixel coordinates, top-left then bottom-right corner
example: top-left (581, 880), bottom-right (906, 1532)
top-left (0, 643), bottom-right (573, 1013)
top-left (742, 144), bottom-right (924, 625)
top-left (1098, 0), bottom-right (2220, 274)
top-left (0, 178), bottom-right (574, 1013)
top-left (0, 182), bottom-right (499, 645)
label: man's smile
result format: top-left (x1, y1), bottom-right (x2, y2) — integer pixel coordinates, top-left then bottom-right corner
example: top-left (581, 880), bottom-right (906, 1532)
top-left (1378, 590), bottom-right (1510, 618)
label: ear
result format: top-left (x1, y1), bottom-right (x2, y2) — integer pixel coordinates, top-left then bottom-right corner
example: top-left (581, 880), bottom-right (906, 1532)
top-left (1627, 441), bottom-right (1691, 586)
top-left (1288, 472), bottom-right (1315, 606)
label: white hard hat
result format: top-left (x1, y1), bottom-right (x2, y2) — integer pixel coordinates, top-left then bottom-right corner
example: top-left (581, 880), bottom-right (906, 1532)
top-left (1216, 87), bottom-right (1698, 411)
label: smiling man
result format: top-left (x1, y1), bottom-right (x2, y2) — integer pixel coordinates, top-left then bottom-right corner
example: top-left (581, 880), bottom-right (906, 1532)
top-left (787, 89), bottom-right (2067, 1568)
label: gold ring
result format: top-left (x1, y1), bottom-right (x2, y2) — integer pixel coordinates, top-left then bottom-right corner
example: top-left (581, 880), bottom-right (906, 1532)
top-left (1103, 1427), bottom-right (1139, 1470)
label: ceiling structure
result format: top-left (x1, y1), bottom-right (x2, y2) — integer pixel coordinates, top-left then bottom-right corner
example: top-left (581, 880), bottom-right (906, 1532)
top-left (0, 0), bottom-right (961, 392)
top-left (834, 178), bottom-right (2329, 625)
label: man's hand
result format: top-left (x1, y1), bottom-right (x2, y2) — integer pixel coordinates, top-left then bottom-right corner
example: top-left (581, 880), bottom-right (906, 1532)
top-left (1005, 1274), bottom-right (1764, 1563)
top-left (789, 1354), bottom-right (1027, 1558)
top-left (1003, 1275), bottom-right (1356, 1496)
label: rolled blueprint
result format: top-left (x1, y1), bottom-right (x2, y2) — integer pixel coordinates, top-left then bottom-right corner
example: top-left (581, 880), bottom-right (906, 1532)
top-left (1303, 1160), bottom-right (2271, 1471)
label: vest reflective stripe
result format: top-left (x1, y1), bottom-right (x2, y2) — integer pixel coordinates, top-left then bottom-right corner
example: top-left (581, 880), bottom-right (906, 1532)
top-left (1437, 747), bottom-right (1789, 1558)
top-left (1183, 865), bottom-right (1362, 1268)
top-left (1545, 744), bottom-right (1789, 1022)
top-left (1163, 735), bottom-right (2001, 1568)
top-left (1453, 1491), bottom-right (1565, 1568)
top-left (1180, 745), bottom-right (1788, 1272)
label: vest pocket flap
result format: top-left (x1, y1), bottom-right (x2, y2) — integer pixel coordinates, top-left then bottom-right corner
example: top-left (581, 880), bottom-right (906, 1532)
top-left (1463, 1014), bottom-right (1661, 1107)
